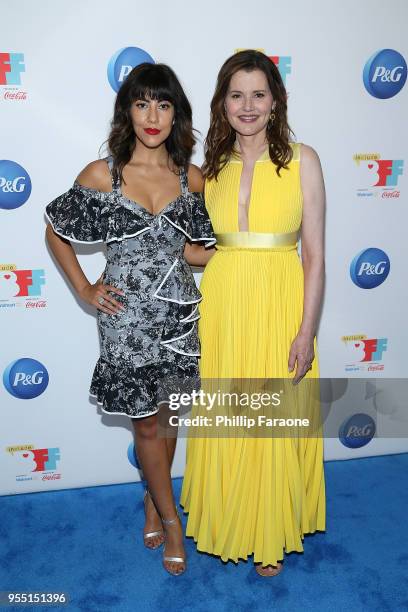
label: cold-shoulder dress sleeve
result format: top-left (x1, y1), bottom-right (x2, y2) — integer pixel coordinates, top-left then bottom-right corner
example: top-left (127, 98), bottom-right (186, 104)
top-left (45, 182), bottom-right (106, 243)
top-left (188, 192), bottom-right (216, 246)
top-left (45, 181), bottom-right (150, 244)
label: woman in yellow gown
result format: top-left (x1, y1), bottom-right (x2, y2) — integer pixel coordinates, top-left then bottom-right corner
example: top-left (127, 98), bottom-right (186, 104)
top-left (181, 50), bottom-right (326, 576)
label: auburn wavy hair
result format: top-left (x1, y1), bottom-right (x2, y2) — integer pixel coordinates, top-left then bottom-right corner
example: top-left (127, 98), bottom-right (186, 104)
top-left (203, 50), bottom-right (294, 180)
top-left (107, 63), bottom-right (195, 183)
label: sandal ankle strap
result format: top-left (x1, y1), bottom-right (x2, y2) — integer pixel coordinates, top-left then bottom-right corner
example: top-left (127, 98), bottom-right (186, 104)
top-left (161, 510), bottom-right (180, 525)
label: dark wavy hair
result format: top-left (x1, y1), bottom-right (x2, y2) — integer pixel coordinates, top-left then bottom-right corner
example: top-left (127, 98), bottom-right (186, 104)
top-left (107, 63), bottom-right (195, 183)
top-left (203, 50), bottom-right (294, 180)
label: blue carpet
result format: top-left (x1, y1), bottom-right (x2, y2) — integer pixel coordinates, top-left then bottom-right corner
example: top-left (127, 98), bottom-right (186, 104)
top-left (1, 453), bottom-right (407, 612)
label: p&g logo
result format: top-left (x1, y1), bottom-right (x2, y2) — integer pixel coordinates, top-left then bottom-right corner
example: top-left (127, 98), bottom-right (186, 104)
top-left (3, 358), bottom-right (49, 399)
top-left (350, 248), bottom-right (390, 289)
top-left (0, 160), bottom-right (32, 210)
top-left (107, 47), bottom-right (154, 92)
top-left (363, 49), bottom-right (407, 99)
top-left (127, 442), bottom-right (141, 469)
top-left (339, 413), bottom-right (376, 448)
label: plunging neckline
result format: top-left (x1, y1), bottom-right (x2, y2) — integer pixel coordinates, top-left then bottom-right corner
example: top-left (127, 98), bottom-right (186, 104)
top-left (119, 191), bottom-right (183, 217)
top-left (235, 146), bottom-right (269, 232)
top-left (119, 166), bottom-right (186, 217)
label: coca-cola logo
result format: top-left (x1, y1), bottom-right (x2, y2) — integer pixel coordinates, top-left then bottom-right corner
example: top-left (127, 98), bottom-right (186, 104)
top-left (42, 473), bottom-right (61, 481)
top-left (4, 91), bottom-right (27, 100)
top-left (381, 190), bottom-right (400, 198)
top-left (25, 301), bottom-right (47, 308)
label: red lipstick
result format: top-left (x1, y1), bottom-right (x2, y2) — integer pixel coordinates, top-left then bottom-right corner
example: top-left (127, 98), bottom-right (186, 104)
top-left (144, 128), bottom-right (161, 135)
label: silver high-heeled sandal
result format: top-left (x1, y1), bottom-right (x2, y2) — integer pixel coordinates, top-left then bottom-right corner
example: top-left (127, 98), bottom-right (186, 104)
top-left (161, 511), bottom-right (186, 576)
top-left (143, 489), bottom-right (164, 550)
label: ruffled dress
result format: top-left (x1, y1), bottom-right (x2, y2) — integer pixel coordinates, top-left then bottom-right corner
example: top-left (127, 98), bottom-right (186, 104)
top-left (45, 157), bottom-right (215, 418)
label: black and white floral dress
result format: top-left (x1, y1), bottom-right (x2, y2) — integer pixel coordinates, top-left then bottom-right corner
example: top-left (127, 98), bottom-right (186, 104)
top-left (45, 157), bottom-right (215, 418)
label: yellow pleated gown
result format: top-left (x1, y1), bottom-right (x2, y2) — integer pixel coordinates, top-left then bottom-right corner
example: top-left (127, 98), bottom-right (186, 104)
top-left (180, 143), bottom-right (326, 566)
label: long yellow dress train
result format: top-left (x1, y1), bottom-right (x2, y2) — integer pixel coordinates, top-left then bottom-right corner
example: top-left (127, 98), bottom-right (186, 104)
top-left (180, 143), bottom-right (326, 566)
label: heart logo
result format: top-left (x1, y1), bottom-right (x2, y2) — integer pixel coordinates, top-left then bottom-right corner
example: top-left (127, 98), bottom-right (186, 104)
top-left (368, 164), bottom-right (373, 169)
top-left (22, 453), bottom-right (29, 457)
top-left (4, 274), bottom-right (11, 280)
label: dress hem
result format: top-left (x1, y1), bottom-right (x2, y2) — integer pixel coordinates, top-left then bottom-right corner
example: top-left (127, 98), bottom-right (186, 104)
top-left (89, 393), bottom-right (160, 420)
top-left (181, 505), bottom-right (326, 565)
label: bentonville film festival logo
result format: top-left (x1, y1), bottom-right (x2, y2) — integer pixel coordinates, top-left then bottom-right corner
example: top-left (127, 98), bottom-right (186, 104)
top-left (0, 52), bottom-right (27, 100)
top-left (342, 334), bottom-right (387, 372)
top-left (353, 153), bottom-right (404, 199)
top-left (6, 445), bottom-right (61, 482)
top-left (0, 264), bottom-right (46, 309)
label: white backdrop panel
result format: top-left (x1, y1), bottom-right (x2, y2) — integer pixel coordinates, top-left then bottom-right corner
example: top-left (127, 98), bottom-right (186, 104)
top-left (1, 0), bottom-right (407, 494)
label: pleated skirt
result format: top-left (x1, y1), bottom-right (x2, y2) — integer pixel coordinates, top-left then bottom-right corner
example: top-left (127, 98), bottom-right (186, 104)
top-left (180, 248), bottom-right (326, 566)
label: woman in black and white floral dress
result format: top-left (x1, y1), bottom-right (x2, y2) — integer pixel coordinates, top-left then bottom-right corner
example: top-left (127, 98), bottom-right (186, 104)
top-left (45, 63), bottom-right (215, 576)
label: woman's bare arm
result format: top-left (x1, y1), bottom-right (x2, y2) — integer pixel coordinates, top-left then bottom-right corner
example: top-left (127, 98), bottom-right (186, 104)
top-left (288, 144), bottom-right (325, 383)
top-left (45, 161), bottom-right (123, 314)
top-left (184, 163), bottom-right (216, 266)
top-left (184, 243), bottom-right (215, 266)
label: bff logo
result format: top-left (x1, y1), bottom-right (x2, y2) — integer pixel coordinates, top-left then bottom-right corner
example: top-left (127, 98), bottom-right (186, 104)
top-left (363, 159), bottom-right (403, 187)
top-left (269, 56), bottom-right (292, 86)
top-left (344, 336), bottom-right (387, 361)
top-left (107, 47), bottom-right (154, 92)
top-left (353, 154), bottom-right (404, 198)
top-left (3, 358), bottom-right (49, 399)
top-left (342, 334), bottom-right (388, 373)
top-left (351, 338), bottom-right (387, 362)
top-left (0, 268), bottom-right (45, 299)
top-left (14, 448), bottom-right (60, 472)
top-left (363, 49), bottom-right (407, 99)
top-left (0, 53), bottom-right (25, 86)
top-left (234, 50), bottom-right (292, 86)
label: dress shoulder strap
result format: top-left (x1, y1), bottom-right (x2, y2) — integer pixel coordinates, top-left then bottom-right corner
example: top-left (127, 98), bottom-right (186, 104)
top-left (179, 167), bottom-right (189, 196)
top-left (104, 155), bottom-right (121, 191)
top-left (290, 142), bottom-right (301, 162)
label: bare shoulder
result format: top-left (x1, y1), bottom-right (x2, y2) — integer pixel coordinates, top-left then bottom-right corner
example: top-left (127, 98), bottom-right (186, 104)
top-left (299, 144), bottom-right (325, 206)
top-left (187, 163), bottom-right (204, 193)
top-left (299, 143), bottom-right (322, 168)
top-left (76, 159), bottom-right (112, 192)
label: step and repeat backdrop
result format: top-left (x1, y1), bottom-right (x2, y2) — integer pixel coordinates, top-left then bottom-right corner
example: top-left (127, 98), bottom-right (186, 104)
top-left (1, 0), bottom-right (407, 494)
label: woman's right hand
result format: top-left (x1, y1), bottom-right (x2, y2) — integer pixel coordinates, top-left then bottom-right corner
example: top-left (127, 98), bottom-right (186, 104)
top-left (78, 282), bottom-right (125, 315)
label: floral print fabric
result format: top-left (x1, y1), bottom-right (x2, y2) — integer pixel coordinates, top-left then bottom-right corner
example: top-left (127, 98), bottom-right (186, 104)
top-left (45, 158), bottom-right (215, 417)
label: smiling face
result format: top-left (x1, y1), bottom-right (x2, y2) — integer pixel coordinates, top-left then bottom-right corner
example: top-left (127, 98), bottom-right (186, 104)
top-left (224, 68), bottom-right (275, 138)
top-left (130, 96), bottom-right (175, 148)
